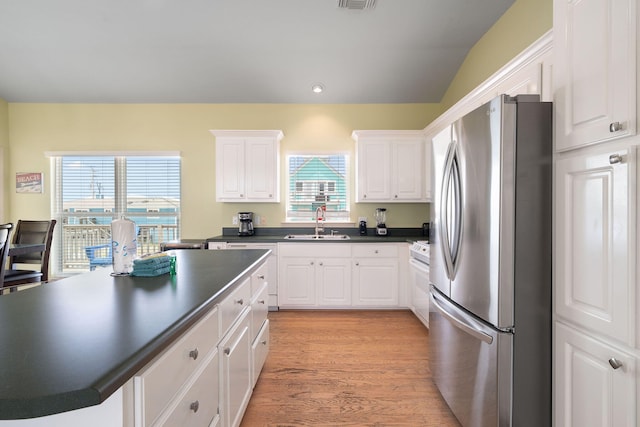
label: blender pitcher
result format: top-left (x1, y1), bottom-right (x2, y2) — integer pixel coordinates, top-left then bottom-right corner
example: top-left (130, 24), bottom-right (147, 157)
top-left (375, 208), bottom-right (387, 236)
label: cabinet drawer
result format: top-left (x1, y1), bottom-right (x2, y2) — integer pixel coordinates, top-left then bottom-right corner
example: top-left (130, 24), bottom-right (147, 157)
top-left (279, 243), bottom-right (351, 258)
top-left (251, 262), bottom-right (268, 296)
top-left (250, 283), bottom-right (268, 340)
top-left (157, 349), bottom-right (220, 427)
top-left (220, 276), bottom-right (251, 337)
top-left (352, 244), bottom-right (398, 258)
top-left (134, 307), bottom-right (219, 426)
top-left (252, 319), bottom-right (270, 388)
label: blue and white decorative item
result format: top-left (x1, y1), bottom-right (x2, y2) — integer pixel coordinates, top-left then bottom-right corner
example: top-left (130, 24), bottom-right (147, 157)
top-left (111, 217), bottom-right (137, 275)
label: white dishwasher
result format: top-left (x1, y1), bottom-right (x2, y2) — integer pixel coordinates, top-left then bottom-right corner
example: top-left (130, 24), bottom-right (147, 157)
top-left (409, 241), bottom-right (430, 328)
top-left (208, 241), bottom-right (278, 311)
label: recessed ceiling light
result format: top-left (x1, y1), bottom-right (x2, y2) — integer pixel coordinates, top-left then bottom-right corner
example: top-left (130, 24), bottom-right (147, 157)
top-left (311, 84), bottom-right (324, 94)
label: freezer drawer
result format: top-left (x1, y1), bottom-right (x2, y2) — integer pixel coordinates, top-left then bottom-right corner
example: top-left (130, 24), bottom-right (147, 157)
top-left (429, 287), bottom-right (512, 427)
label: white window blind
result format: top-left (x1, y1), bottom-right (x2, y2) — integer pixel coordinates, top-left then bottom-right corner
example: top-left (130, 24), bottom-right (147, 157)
top-left (52, 155), bottom-right (181, 274)
top-left (286, 154), bottom-right (349, 222)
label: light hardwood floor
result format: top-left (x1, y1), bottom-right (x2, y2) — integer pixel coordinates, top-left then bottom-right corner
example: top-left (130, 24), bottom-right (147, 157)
top-left (241, 310), bottom-right (460, 427)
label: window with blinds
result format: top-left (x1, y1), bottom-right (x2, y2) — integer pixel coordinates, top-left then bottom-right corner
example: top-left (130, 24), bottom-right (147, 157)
top-left (51, 155), bottom-right (180, 274)
top-left (286, 154), bottom-right (349, 222)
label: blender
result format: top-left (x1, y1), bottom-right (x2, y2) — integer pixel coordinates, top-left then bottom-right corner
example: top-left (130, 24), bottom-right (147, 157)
top-left (375, 208), bottom-right (387, 236)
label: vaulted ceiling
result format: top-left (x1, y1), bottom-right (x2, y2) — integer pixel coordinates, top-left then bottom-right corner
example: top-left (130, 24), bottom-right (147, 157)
top-left (0, 0), bottom-right (515, 103)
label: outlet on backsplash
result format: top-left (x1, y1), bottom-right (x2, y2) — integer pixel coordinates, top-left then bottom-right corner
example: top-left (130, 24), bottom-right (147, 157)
top-left (232, 215), bottom-right (238, 225)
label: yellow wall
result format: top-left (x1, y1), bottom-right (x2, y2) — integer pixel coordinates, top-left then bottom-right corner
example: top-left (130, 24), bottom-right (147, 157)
top-left (440, 0), bottom-right (553, 111)
top-left (7, 103), bottom-right (439, 238)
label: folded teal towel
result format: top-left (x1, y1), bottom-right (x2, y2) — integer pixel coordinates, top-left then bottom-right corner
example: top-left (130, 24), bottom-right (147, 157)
top-left (131, 265), bottom-right (171, 277)
top-left (132, 260), bottom-right (170, 272)
top-left (133, 255), bottom-right (171, 268)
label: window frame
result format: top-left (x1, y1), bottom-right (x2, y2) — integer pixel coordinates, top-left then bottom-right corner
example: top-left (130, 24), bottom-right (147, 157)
top-left (48, 151), bottom-right (181, 275)
top-left (285, 152), bottom-right (351, 223)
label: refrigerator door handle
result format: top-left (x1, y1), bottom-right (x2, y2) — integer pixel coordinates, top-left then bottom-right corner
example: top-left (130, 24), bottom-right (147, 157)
top-left (430, 290), bottom-right (493, 344)
top-left (439, 143), bottom-right (456, 279)
top-left (439, 139), bottom-right (463, 280)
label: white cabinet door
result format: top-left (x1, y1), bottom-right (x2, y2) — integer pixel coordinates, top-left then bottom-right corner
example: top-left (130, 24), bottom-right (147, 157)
top-left (555, 146), bottom-right (635, 345)
top-left (216, 139), bottom-right (245, 201)
top-left (245, 138), bottom-right (278, 201)
top-left (352, 258), bottom-right (399, 307)
top-left (317, 258), bottom-right (352, 306)
top-left (554, 0), bottom-right (636, 150)
top-left (219, 309), bottom-right (252, 427)
top-left (555, 322), bottom-right (637, 427)
top-left (393, 140), bottom-right (423, 200)
top-left (357, 140), bottom-right (391, 201)
top-left (278, 257), bottom-right (316, 306)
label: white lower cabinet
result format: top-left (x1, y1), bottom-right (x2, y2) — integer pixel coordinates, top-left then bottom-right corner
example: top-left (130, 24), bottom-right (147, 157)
top-left (352, 245), bottom-right (398, 307)
top-left (555, 322), bottom-right (637, 427)
top-left (133, 307), bottom-right (220, 427)
top-left (219, 309), bottom-right (253, 427)
top-left (278, 244), bottom-right (351, 308)
top-left (131, 259), bottom-right (269, 427)
top-left (278, 242), bottom-right (405, 309)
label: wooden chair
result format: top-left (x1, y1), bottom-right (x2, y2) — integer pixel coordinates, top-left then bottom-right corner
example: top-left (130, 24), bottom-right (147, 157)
top-left (3, 219), bottom-right (56, 293)
top-left (0, 223), bottom-right (14, 287)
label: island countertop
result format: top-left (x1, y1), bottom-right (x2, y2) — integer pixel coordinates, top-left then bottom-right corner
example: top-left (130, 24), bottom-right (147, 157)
top-left (0, 249), bottom-right (269, 420)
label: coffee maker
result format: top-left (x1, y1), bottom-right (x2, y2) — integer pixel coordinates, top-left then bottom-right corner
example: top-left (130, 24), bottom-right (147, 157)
top-left (238, 212), bottom-right (254, 236)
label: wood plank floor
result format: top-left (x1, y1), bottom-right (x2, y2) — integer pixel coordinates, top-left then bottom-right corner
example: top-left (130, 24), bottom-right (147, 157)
top-left (241, 310), bottom-right (460, 427)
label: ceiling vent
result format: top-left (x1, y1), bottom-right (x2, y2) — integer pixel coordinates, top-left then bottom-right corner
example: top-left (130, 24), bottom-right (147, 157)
top-left (337, 0), bottom-right (376, 10)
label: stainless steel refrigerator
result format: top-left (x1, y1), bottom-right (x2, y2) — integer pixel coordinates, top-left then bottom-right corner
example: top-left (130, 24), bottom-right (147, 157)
top-left (429, 94), bottom-right (552, 427)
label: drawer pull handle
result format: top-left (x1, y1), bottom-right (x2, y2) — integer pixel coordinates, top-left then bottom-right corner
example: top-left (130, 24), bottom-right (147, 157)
top-left (609, 154), bottom-right (623, 164)
top-left (261, 340), bottom-right (267, 345)
top-left (609, 358), bottom-right (623, 370)
top-left (235, 298), bottom-right (244, 305)
top-left (189, 348), bottom-right (199, 360)
top-left (257, 275), bottom-right (265, 279)
top-left (224, 347), bottom-right (231, 355)
top-left (258, 299), bottom-right (266, 304)
top-left (190, 400), bottom-right (200, 413)
top-left (609, 121), bottom-right (623, 132)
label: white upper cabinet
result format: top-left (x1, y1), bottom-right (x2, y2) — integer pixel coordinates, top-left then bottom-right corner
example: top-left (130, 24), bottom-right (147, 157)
top-left (211, 130), bottom-right (283, 202)
top-left (353, 130), bottom-right (428, 202)
top-left (554, 0), bottom-right (637, 151)
top-left (554, 145), bottom-right (636, 346)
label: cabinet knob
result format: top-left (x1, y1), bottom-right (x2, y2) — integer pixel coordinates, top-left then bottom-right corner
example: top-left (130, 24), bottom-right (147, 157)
top-left (609, 358), bottom-right (623, 370)
top-left (235, 298), bottom-right (244, 305)
top-left (257, 274), bottom-right (265, 279)
top-left (319, 262), bottom-right (323, 266)
top-left (609, 122), bottom-right (623, 132)
top-left (189, 348), bottom-right (199, 360)
top-left (258, 299), bottom-right (266, 304)
top-left (310, 261), bottom-right (314, 265)
top-left (260, 340), bottom-right (268, 345)
top-left (190, 400), bottom-right (200, 413)
top-left (355, 262), bottom-right (359, 266)
top-left (224, 347), bottom-right (231, 355)
top-left (363, 194), bottom-right (367, 199)
top-left (609, 154), bottom-right (623, 164)
top-left (240, 194), bottom-right (244, 198)
top-left (394, 194), bottom-right (398, 198)
top-left (375, 250), bottom-right (379, 254)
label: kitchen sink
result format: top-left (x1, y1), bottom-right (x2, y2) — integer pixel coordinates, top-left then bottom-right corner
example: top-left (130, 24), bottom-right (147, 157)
top-left (283, 234), bottom-right (351, 240)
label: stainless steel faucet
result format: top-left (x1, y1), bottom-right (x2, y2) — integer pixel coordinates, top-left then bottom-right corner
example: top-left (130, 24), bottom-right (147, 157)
top-left (315, 206), bottom-right (325, 237)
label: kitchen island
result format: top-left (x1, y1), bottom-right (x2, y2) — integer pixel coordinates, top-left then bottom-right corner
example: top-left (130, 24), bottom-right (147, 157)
top-left (0, 249), bottom-right (269, 425)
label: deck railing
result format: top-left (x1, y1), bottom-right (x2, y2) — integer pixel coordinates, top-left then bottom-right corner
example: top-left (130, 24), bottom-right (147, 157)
top-left (59, 224), bottom-right (179, 272)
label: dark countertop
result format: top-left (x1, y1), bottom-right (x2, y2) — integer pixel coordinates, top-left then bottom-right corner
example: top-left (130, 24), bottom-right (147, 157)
top-left (206, 227), bottom-right (426, 244)
top-left (0, 249), bottom-right (269, 420)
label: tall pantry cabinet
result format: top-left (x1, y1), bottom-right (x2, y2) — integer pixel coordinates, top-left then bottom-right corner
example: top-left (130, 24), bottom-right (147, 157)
top-left (553, 0), bottom-right (638, 425)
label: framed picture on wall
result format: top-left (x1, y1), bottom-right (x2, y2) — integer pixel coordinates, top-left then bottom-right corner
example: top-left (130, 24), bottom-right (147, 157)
top-left (16, 172), bottom-right (43, 193)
